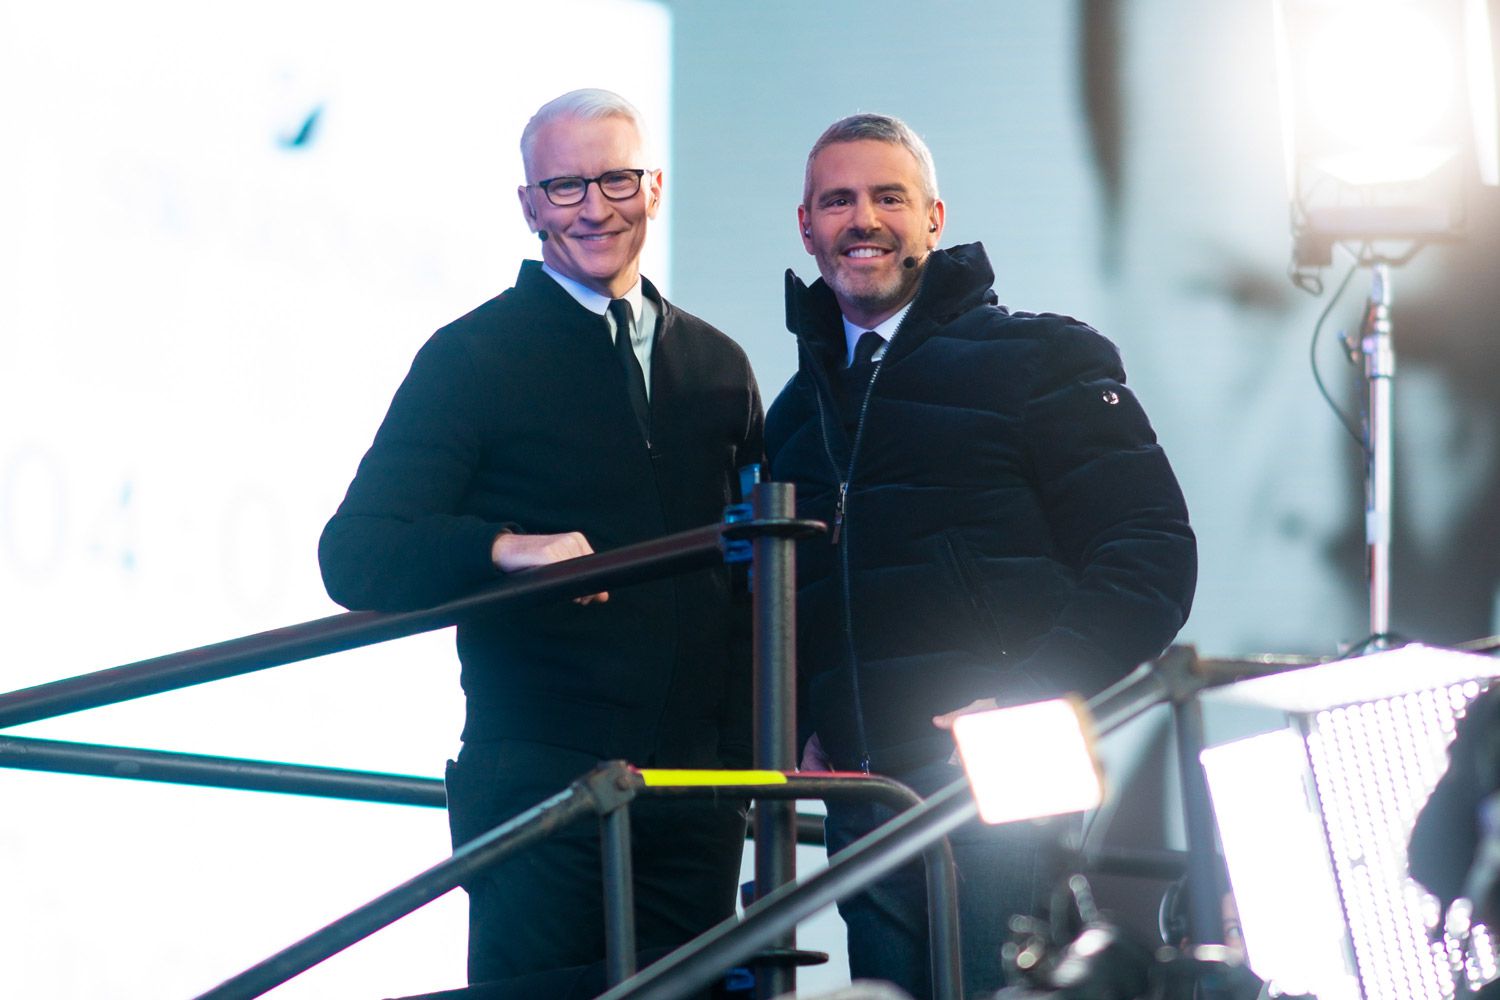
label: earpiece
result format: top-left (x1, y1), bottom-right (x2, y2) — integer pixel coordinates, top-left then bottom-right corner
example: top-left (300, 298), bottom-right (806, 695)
top-left (929, 224), bottom-right (937, 232)
top-left (537, 230), bottom-right (549, 242)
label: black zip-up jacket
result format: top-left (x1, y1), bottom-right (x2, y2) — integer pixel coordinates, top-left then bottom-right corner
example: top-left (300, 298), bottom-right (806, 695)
top-left (320, 261), bottom-right (763, 767)
top-left (765, 243), bottom-right (1196, 774)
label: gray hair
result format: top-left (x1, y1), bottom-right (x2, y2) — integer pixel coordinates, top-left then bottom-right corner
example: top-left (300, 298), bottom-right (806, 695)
top-left (803, 113), bottom-right (940, 206)
top-left (520, 88), bottom-right (651, 180)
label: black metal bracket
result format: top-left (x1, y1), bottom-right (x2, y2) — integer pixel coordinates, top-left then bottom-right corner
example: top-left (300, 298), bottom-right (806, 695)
top-left (719, 514), bottom-right (826, 565)
top-left (583, 760), bottom-right (639, 817)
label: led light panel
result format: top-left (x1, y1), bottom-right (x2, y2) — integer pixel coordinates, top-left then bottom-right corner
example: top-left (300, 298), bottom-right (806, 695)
top-left (953, 697), bottom-right (1104, 826)
top-left (1203, 645), bottom-right (1500, 1000)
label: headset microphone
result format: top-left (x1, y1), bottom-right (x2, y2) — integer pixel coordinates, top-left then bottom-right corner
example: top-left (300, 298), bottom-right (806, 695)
top-left (903, 255), bottom-right (918, 269)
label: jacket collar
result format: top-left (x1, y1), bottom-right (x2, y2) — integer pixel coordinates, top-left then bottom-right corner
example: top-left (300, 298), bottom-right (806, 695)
top-left (783, 242), bottom-right (998, 367)
top-left (517, 259), bottom-right (672, 332)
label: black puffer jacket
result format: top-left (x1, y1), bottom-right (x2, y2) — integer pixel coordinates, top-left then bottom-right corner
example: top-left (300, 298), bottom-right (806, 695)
top-left (765, 243), bottom-right (1196, 773)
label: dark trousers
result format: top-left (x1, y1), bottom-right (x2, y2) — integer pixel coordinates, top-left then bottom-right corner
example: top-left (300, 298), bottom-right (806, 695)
top-left (445, 739), bottom-right (747, 987)
top-left (823, 759), bottom-right (1072, 1000)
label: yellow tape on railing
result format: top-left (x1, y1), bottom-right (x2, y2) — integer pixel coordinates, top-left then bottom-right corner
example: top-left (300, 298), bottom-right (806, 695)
top-left (637, 769), bottom-right (789, 787)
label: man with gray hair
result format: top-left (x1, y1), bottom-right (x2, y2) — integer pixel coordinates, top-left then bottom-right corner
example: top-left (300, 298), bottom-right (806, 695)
top-left (765, 113), bottom-right (1197, 995)
top-left (320, 88), bottom-right (762, 992)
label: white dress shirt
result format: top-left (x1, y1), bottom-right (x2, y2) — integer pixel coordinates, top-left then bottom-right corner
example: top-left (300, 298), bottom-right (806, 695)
top-left (542, 263), bottom-right (658, 398)
top-left (841, 300), bottom-right (914, 367)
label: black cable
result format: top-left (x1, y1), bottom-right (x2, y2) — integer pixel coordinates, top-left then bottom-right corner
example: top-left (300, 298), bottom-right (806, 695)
top-left (1309, 252), bottom-right (1370, 454)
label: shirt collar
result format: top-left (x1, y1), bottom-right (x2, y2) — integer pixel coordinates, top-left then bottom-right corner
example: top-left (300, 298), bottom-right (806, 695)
top-left (842, 300), bottom-right (914, 366)
top-left (541, 263), bottom-right (644, 319)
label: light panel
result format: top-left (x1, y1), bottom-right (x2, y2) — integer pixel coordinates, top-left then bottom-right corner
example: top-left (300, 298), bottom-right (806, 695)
top-left (1273, 0), bottom-right (1499, 263)
top-left (952, 697), bottom-right (1104, 826)
top-left (1201, 730), bottom-right (1360, 1000)
top-left (1300, 3), bottom-right (1460, 181)
top-left (1306, 684), bottom-right (1497, 999)
top-left (1203, 646), bottom-right (1500, 1000)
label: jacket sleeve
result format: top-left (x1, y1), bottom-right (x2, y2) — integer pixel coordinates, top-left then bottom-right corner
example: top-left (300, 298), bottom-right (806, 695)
top-left (319, 331), bottom-right (509, 612)
top-left (1012, 325), bottom-right (1198, 699)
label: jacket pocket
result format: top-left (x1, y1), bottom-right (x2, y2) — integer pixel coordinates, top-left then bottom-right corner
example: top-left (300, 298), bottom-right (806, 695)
top-left (939, 531), bottom-right (1010, 659)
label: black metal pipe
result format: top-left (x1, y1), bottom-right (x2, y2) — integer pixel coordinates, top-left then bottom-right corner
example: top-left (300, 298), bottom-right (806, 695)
top-left (922, 806), bottom-right (963, 1000)
top-left (194, 653), bottom-right (1186, 1000)
top-left (185, 645), bottom-right (1207, 1000)
top-left (599, 778), bottom-right (980, 1000)
top-left (749, 482), bottom-right (800, 999)
top-left (191, 763), bottom-right (626, 1000)
top-left (0, 735), bottom-right (447, 807)
top-left (0, 735), bottom-right (848, 847)
top-left (1172, 696), bottom-right (1224, 946)
top-left (640, 770), bottom-right (962, 998)
top-left (0, 523), bottom-right (727, 731)
top-left (601, 806), bottom-right (638, 985)
top-left (604, 657), bottom-right (1209, 1000)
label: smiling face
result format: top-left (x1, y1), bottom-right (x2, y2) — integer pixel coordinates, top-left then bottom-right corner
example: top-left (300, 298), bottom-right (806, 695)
top-left (799, 139), bottom-right (945, 329)
top-left (517, 114), bottom-right (661, 299)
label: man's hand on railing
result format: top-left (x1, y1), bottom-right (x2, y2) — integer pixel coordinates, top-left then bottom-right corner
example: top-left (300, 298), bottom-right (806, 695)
top-left (932, 697), bottom-right (999, 765)
top-left (491, 531), bottom-right (610, 604)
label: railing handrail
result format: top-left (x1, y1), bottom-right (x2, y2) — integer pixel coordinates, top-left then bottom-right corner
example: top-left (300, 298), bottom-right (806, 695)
top-left (191, 762), bottom-right (628, 1000)
top-left (180, 649), bottom-right (1224, 1000)
top-left (0, 522), bottom-right (728, 732)
top-left (186, 765), bottom-right (961, 1000)
top-left (0, 734), bottom-right (449, 808)
top-left (0, 734), bottom-right (1198, 881)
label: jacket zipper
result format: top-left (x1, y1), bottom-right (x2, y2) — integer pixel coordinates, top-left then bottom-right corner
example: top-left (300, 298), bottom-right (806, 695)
top-left (812, 309), bottom-right (915, 775)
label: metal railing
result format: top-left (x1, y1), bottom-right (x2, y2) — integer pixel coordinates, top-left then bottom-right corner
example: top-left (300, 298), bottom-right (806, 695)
top-left (183, 765), bottom-right (960, 1000)
top-left (0, 485), bottom-right (969, 1000)
top-left (0, 521), bottom-right (732, 730)
top-left (2, 475), bottom-right (1346, 999)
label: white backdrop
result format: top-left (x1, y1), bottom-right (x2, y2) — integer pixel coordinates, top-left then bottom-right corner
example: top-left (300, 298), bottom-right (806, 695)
top-left (0, 2), bottom-right (684, 996)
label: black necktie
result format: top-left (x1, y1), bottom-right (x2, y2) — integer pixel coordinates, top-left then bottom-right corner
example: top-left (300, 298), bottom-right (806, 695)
top-left (609, 298), bottom-right (650, 440)
top-left (853, 330), bottom-right (884, 367)
top-left (836, 331), bottom-right (885, 428)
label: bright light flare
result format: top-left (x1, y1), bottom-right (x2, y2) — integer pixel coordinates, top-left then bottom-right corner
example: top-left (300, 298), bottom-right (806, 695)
top-left (1466, 0), bottom-right (1500, 184)
top-left (1281, 0), bottom-right (1469, 185)
top-left (952, 697), bottom-right (1104, 826)
top-left (1303, 6), bottom-right (1457, 147)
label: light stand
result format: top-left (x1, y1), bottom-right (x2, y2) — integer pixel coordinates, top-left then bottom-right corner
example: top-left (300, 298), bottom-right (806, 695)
top-left (1360, 262), bottom-right (1396, 642)
top-left (1274, 0), bottom-right (1500, 645)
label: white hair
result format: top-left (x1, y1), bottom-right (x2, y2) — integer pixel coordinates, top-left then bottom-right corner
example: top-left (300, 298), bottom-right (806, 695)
top-left (520, 88), bottom-right (651, 180)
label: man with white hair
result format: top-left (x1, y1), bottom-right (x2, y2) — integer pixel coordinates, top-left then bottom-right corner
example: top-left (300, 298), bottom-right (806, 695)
top-left (320, 88), bottom-right (762, 990)
top-left (766, 113), bottom-right (1196, 996)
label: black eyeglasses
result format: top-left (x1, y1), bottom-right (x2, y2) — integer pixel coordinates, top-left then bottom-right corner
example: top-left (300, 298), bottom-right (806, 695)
top-left (534, 169), bottom-right (649, 207)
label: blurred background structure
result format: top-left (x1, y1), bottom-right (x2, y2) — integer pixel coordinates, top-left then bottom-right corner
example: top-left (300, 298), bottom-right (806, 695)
top-left (1, 1), bottom-right (1497, 996)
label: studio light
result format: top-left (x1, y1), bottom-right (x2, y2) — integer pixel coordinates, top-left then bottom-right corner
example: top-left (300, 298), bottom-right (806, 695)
top-left (1275, 0), bottom-right (1499, 266)
top-left (1275, 0), bottom-right (1499, 641)
top-left (952, 697), bottom-right (1104, 826)
top-left (1200, 645), bottom-right (1500, 1000)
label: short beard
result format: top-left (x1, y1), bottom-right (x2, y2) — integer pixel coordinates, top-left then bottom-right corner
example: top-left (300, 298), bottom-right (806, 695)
top-left (828, 265), bottom-right (919, 321)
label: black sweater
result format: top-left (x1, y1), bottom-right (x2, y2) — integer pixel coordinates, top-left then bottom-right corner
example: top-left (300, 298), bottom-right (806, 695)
top-left (320, 261), bottom-right (763, 765)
